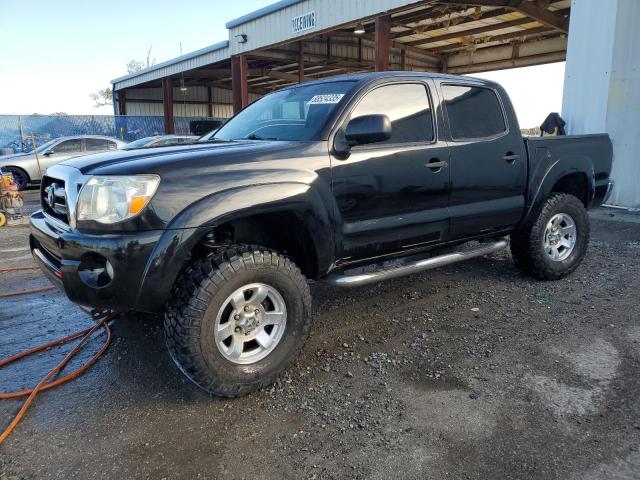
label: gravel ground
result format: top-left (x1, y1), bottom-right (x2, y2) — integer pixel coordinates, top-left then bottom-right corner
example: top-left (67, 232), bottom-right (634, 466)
top-left (1, 203), bottom-right (639, 479)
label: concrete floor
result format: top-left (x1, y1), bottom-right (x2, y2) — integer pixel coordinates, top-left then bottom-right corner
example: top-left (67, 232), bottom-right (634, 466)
top-left (1, 203), bottom-right (639, 479)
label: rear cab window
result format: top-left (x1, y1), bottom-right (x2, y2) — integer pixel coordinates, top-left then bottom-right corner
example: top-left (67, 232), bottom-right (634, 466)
top-left (441, 84), bottom-right (507, 140)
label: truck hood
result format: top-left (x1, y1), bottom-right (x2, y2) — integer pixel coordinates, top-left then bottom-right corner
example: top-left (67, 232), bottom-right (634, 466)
top-left (56, 139), bottom-right (329, 229)
top-left (59, 140), bottom-right (305, 175)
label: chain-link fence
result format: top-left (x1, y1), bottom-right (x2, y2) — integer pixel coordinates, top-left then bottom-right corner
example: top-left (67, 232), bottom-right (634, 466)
top-left (0, 115), bottom-right (222, 153)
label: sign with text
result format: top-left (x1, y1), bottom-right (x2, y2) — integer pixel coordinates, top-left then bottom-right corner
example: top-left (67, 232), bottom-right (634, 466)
top-left (292, 11), bottom-right (316, 34)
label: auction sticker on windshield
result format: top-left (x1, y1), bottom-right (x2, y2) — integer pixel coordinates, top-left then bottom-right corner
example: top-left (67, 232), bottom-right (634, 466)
top-left (308, 94), bottom-right (345, 105)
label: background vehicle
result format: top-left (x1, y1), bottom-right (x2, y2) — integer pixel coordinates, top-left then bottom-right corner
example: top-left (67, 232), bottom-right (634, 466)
top-left (0, 135), bottom-right (126, 190)
top-left (30, 72), bottom-right (613, 397)
top-left (121, 135), bottom-right (198, 150)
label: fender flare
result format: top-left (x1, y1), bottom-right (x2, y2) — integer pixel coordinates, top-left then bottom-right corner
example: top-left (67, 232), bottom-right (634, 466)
top-left (521, 155), bottom-right (595, 225)
top-left (134, 182), bottom-right (334, 312)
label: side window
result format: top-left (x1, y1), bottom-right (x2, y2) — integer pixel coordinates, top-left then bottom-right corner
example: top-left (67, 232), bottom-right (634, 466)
top-left (86, 139), bottom-right (116, 151)
top-left (350, 83), bottom-right (434, 144)
top-left (442, 85), bottom-right (506, 140)
top-left (53, 139), bottom-right (82, 153)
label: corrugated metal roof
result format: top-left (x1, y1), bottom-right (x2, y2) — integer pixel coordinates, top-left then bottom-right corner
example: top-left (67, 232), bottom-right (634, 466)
top-left (225, 0), bottom-right (306, 28)
top-left (111, 41), bottom-right (230, 89)
top-left (113, 0), bottom-right (570, 91)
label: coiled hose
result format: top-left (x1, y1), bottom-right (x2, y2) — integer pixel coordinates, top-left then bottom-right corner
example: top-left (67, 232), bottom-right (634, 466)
top-left (0, 265), bottom-right (114, 445)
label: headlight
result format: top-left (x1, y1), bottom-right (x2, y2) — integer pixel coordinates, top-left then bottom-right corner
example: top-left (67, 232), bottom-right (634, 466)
top-left (77, 175), bottom-right (160, 224)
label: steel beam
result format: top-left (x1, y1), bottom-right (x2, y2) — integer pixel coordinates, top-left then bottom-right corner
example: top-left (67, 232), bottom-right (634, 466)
top-left (406, 16), bottom-right (536, 47)
top-left (430, 26), bottom-right (554, 52)
top-left (375, 15), bottom-right (391, 71)
top-left (161, 77), bottom-right (174, 134)
top-left (231, 55), bottom-right (249, 113)
top-left (298, 41), bottom-right (305, 83)
top-left (442, 0), bottom-right (569, 33)
top-left (117, 89), bottom-right (126, 116)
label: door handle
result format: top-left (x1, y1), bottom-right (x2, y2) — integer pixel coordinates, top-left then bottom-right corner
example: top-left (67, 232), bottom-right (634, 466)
top-left (503, 153), bottom-right (519, 163)
top-left (425, 159), bottom-right (448, 171)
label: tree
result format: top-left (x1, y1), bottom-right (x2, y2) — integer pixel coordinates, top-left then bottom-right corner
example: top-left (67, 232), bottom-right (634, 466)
top-left (127, 46), bottom-right (155, 73)
top-left (90, 47), bottom-right (154, 109)
top-left (90, 88), bottom-right (113, 107)
top-left (126, 59), bottom-right (146, 74)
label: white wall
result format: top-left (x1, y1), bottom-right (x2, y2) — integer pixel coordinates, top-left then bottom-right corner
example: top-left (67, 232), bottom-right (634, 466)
top-left (562, 0), bottom-right (640, 207)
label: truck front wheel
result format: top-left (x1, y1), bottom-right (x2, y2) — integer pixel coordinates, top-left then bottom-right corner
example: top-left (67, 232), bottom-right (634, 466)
top-left (510, 193), bottom-right (590, 280)
top-left (164, 245), bottom-right (312, 397)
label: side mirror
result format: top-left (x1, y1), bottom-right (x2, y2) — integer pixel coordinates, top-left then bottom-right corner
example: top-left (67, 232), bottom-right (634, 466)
top-left (43, 150), bottom-right (54, 156)
top-left (345, 114), bottom-right (391, 146)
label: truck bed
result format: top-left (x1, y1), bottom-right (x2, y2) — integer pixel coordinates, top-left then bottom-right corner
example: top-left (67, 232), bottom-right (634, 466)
top-left (524, 133), bottom-right (613, 209)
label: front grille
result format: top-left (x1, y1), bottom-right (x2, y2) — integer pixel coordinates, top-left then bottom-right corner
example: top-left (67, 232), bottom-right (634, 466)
top-left (41, 175), bottom-right (69, 224)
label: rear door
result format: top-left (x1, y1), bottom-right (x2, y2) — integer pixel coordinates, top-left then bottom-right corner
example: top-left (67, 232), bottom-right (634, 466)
top-left (437, 82), bottom-right (526, 238)
top-left (85, 138), bottom-right (118, 153)
top-left (330, 81), bottom-right (451, 261)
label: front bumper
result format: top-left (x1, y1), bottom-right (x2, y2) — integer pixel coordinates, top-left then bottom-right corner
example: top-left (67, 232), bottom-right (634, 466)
top-left (30, 210), bottom-right (163, 311)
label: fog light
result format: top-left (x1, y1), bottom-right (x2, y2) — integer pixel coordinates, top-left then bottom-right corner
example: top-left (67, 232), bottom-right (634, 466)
top-left (78, 252), bottom-right (114, 288)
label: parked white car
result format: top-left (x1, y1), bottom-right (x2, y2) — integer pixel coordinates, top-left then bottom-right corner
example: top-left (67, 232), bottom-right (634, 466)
top-left (0, 135), bottom-right (127, 190)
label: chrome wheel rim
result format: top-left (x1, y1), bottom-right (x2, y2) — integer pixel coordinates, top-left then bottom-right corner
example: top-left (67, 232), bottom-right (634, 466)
top-left (543, 213), bottom-right (577, 261)
top-left (214, 283), bottom-right (287, 365)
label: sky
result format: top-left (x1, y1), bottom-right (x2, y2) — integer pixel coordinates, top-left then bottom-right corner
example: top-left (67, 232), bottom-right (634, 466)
top-left (0, 0), bottom-right (563, 127)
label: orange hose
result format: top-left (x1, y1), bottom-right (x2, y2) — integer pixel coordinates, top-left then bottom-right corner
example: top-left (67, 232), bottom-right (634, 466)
top-left (0, 265), bottom-right (57, 297)
top-left (0, 264), bottom-right (116, 445)
top-left (0, 316), bottom-right (113, 445)
top-left (0, 285), bottom-right (57, 298)
top-left (0, 266), bottom-right (40, 273)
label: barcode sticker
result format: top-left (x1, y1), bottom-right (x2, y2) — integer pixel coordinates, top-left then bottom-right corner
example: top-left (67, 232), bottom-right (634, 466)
top-left (308, 94), bottom-right (345, 105)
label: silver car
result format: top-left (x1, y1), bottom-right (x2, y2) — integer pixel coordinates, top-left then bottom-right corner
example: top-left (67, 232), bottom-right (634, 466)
top-left (121, 135), bottom-right (198, 150)
top-left (0, 135), bottom-right (127, 190)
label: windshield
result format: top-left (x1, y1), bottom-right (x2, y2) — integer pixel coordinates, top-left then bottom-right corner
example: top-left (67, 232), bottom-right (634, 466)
top-left (34, 139), bottom-right (59, 153)
top-left (208, 80), bottom-right (355, 142)
top-left (122, 137), bottom-right (158, 150)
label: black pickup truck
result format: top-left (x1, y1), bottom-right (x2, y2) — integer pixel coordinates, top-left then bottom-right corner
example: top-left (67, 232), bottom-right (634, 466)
top-left (30, 72), bottom-right (613, 396)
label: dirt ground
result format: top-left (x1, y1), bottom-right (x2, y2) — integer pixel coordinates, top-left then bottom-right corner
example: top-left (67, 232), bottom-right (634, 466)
top-left (1, 198), bottom-right (639, 479)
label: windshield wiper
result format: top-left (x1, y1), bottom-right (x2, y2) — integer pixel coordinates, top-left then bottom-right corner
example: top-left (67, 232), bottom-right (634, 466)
top-left (198, 137), bottom-right (232, 144)
top-left (241, 133), bottom-right (279, 141)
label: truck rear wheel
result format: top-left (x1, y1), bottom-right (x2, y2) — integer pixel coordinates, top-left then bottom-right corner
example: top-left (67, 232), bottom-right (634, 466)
top-left (510, 193), bottom-right (590, 280)
top-left (164, 245), bottom-right (312, 397)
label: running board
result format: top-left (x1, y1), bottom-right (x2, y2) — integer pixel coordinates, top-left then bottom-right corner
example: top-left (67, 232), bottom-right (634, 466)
top-left (326, 239), bottom-right (509, 288)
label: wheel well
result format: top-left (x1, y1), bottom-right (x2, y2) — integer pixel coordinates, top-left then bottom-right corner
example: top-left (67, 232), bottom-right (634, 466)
top-left (551, 173), bottom-right (589, 206)
top-left (3, 165), bottom-right (30, 180)
top-left (195, 212), bottom-right (319, 279)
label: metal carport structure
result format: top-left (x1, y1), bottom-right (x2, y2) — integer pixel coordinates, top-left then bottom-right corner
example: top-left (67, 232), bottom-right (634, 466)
top-left (111, 0), bottom-right (571, 133)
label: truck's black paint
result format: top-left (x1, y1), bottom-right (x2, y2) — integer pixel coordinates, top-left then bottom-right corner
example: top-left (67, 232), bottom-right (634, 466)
top-left (30, 72), bottom-right (613, 313)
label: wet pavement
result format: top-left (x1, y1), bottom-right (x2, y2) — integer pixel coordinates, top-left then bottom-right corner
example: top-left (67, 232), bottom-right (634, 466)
top-left (1, 201), bottom-right (639, 479)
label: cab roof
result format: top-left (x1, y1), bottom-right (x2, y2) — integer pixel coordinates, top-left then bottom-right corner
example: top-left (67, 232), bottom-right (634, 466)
top-left (293, 71), bottom-right (495, 88)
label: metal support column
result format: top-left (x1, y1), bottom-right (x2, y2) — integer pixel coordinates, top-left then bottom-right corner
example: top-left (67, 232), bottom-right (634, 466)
top-left (161, 78), bottom-right (174, 134)
top-left (117, 89), bottom-right (127, 116)
top-left (375, 15), bottom-right (391, 71)
top-left (231, 55), bottom-right (249, 114)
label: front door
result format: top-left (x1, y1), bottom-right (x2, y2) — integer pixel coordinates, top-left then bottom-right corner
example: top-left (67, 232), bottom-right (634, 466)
top-left (437, 82), bottom-right (527, 239)
top-left (41, 138), bottom-right (84, 171)
top-left (331, 81), bottom-right (450, 262)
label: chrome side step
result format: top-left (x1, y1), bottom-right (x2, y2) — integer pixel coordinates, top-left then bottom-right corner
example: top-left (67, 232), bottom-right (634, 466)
top-left (326, 239), bottom-right (509, 288)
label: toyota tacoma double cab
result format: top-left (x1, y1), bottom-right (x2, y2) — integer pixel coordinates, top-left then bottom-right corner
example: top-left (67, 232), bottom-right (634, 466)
top-left (30, 72), bottom-right (613, 397)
